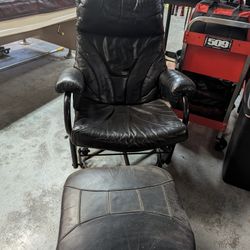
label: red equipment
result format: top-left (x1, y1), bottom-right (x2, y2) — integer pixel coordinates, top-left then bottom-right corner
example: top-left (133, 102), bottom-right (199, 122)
top-left (176, 0), bottom-right (250, 149)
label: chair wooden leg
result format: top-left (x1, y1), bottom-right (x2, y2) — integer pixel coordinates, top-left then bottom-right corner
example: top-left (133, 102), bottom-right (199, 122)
top-left (69, 140), bottom-right (78, 168)
top-left (123, 153), bottom-right (130, 165)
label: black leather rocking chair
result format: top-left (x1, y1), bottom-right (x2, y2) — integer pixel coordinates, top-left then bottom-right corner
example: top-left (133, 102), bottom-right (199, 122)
top-left (56, 0), bottom-right (195, 168)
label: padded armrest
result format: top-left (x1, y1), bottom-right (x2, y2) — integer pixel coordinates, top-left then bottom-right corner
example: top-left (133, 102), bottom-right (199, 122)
top-left (159, 69), bottom-right (196, 99)
top-left (56, 68), bottom-right (84, 94)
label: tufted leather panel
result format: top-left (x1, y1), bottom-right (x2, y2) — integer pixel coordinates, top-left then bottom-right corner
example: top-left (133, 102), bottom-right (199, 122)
top-left (74, 34), bottom-right (165, 106)
top-left (73, 0), bottom-right (166, 106)
top-left (71, 99), bottom-right (187, 151)
top-left (57, 165), bottom-right (195, 250)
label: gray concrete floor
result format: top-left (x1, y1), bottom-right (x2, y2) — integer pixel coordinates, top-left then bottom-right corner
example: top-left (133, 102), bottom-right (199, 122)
top-left (0, 39), bottom-right (71, 129)
top-left (1, 95), bottom-right (250, 250)
top-left (1, 15), bottom-right (250, 250)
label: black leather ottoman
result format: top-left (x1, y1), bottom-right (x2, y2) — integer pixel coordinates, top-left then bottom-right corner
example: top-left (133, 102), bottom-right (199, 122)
top-left (57, 165), bottom-right (195, 250)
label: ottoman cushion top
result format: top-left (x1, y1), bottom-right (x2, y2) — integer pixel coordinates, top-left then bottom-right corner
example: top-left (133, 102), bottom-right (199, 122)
top-left (57, 165), bottom-right (195, 250)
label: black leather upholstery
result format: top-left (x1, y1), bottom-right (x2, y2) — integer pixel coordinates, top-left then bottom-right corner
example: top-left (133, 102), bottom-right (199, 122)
top-left (72, 99), bottom-right (187, 151)
top-left (74, 34), bottom-right (165, 106)
top-left (160, 70), bottom-right (196, 99)
top-left (73, 0), bottom-right (165, 105)
top-left (76, 0), bottom-right (164, 37)
top-left (56, 68), bottom-right (84, 94)
top-left (56, 0), bottom-right (195, 153)
top-left (57, 165), bottom-right (195, 250)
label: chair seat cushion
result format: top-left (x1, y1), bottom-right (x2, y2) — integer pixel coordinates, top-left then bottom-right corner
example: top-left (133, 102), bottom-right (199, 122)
top-left (57, 165), bottom-right (195, 250)
top-left (71, 99), bottom-right (187, 151)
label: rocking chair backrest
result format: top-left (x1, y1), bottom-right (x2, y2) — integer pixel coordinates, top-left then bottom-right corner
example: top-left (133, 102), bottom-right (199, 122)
top-left (74, 0), bottom-right (166, 108)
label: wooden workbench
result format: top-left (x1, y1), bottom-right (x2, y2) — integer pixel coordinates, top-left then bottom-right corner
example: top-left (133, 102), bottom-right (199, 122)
top-left (0, 8), bottom-right (76, 49)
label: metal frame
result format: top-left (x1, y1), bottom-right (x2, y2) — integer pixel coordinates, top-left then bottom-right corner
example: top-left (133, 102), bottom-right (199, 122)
top-left (178, 16), bottom-right (250, 140)
top-left (182, 95), bottom-right (190, 126)
top-left (188, 16), bottom-right (250, 31)
top-left (184, 7), bottom-right (193, 30)
top-left (164, 4), bottom-right (173, 50)
top-left (64, 92), bottom-right (190, 168)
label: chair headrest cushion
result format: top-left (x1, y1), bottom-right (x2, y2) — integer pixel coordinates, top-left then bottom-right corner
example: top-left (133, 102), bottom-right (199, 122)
top-left (76, 0), bottom-right (164, 37)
